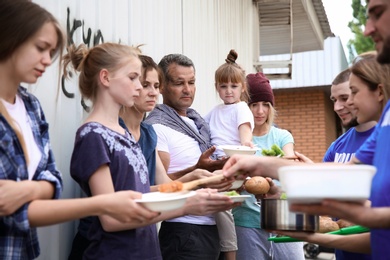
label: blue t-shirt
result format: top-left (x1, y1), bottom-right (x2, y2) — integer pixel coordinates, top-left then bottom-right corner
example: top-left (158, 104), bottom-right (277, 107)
top-left (70, 122), bottom-right (161, 260)
top-left (119, 119), bottom-right (157, 185)
top-left (323, 126), bottom-right (374, 260)
top-left (323, 127), bottom-right (375, 163)
top-left (355, 101), bottom-right (390, 260)
top-left (138, 122), bottom-right (157, 185)
top-left (233, 126), bottom-right (293, 228)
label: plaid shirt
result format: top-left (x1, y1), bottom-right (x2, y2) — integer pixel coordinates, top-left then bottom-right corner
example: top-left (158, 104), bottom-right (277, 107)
top-left (0, 87), bottom-right (63, 260)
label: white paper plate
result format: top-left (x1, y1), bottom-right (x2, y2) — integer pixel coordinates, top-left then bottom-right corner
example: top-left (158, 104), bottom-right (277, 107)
top-left (135, 191), bottom-right (196, 212)
top-left (229, 195), bottom-right (251, 203)
top-left (218, 145), bottom-right (258, 156)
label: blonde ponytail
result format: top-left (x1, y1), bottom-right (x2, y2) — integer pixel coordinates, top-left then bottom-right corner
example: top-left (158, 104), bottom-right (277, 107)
top-left (0, 101), bottom-right (29, 165)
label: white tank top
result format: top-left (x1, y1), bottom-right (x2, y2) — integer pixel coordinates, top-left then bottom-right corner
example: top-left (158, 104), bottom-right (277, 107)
top-left (2, 95), bottom-right (42, 180)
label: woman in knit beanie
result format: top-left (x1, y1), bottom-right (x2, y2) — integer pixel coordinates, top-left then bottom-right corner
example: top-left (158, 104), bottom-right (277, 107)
top-left (232, 72), bottom-right (304, 260)
top-left (247, 72), bottom-right (276, 126)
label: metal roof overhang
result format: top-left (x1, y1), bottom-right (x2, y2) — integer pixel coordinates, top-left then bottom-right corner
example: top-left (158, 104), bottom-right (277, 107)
top-left (255, 0), bottom-right (334, 55)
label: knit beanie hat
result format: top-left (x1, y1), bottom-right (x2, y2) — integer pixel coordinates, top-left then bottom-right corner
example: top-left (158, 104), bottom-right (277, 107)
top-left (246, 72), bottom-right (274, 106)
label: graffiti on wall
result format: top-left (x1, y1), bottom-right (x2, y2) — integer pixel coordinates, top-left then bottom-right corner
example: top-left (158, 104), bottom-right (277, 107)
top-left (62, 7), bottom-right (105, 111)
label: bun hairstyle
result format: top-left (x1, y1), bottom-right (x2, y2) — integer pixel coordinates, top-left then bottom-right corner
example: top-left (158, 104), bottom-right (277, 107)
top-left (215, 49), bottom-right (249, 102)
top-left (225, 49), bottom-right (238, 64)
top-left (63, 43), bottom-right (140, 104)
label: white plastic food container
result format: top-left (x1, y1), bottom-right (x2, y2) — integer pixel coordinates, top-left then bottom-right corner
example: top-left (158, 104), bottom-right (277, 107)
top-left (278, 165), bottom-right (376, 204)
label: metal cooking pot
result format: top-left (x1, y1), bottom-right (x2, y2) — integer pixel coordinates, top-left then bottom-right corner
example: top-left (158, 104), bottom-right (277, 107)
top-left (260, 198), bottom-right (319, 231)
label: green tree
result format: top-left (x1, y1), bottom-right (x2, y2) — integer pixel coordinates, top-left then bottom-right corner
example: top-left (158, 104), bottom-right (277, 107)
top-left (347, 0), bottom-right (375, 61)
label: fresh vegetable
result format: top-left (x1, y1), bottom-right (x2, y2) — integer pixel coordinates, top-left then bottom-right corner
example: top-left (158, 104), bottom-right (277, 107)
top-left (244, 176), bottom-right (270, 195)
top-left (279, 192), bottom-right (287, 200)
top-left (224, 190), bottom-right (240, 196)
top-left (261, 144), bottom-right (285, 157)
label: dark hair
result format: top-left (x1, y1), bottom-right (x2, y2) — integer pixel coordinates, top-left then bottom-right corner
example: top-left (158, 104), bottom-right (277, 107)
top-left (139, 55), bottom-right (163, 87)
top-left (332, 68), bottom-right (351, 85)
top-left (158, 54), bottom-right (195, 83)
top-left (215, 49), bottom-right (249, 102)
top-left (0, 0), bottom-right (65, 61)
top-left (225, 49), bottom-right (238, 64)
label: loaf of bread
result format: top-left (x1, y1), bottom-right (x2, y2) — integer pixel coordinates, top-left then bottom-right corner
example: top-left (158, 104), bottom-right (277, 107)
top-left (244, 176), bottom-right (270, 195)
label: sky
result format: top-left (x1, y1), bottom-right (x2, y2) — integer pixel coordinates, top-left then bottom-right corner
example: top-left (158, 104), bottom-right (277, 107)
top-left (322, 0), bottom-right (355, 54)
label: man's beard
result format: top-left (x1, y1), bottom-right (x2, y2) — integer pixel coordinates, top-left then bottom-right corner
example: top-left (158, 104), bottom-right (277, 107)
top-left (344, 117), bottom-right (359, 130)
top-left (377, 37), bottom-right (390, 64)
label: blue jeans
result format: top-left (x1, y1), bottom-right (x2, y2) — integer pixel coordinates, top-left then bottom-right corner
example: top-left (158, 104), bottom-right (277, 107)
top-left (159, 221), bottom-right (220, 260)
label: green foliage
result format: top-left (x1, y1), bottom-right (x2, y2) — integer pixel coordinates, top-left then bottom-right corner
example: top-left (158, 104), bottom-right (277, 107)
top-left (347, 0), bottom-right (375, 60)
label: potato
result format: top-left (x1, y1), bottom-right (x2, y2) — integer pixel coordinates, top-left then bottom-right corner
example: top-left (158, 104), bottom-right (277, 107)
top-left (319, 216), bottom-right (340, 233)
top-left (244, 176), bottom-right (270, 195)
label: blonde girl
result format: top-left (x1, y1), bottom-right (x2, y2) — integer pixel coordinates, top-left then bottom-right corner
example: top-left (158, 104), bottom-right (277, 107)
top-left (204, 49), bottom-right (254, 159)
top-left (204, 50), bottom-right (255, 260)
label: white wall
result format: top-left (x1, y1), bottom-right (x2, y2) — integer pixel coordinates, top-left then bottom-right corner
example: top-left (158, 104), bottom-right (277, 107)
top-left (30, 0), bottom-right (258, 258)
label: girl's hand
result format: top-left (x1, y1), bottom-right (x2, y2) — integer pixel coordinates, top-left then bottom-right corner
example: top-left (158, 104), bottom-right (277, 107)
top-left (0, 180), bottom-right (34, 216)
top-left (241, 141), bottom-right (255, 148)
top-left (102, 191), bottom-right (160, 223)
